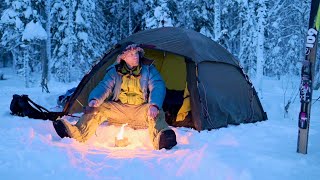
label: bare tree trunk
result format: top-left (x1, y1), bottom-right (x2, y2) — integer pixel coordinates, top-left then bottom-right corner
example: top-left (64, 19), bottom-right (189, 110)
top-left (128, 0), bottom-right (132, 35)
top-left (214, 0), bottom-right (221, 41)
top-left (41, 40), bottom-right (49, 92)
top-left (239, 16), bottom-right (245, 67)
top-left (66, 0), bottom-right (73, 82)
top-left (23, 48), bottom-right (30, 88)
top-left (11, 49), bottom-right (17, 71)
top-left (41, 0), bottom-right (51, 93)
top-left (256, 1), bottom-right (266, 93)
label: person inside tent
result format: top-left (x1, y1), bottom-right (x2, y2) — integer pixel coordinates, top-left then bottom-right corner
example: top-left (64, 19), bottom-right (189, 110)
top-left (53, 44), bottom-right (177, 150)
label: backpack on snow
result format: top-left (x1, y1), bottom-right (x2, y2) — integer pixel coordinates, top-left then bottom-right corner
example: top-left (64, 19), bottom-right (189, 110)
top-left (10, 94), bottom-right (67, 121)
top-left (57, 87), bottom-right (76, 107)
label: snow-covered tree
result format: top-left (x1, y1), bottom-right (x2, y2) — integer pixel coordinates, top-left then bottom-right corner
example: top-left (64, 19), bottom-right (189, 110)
top-left (102, 0), bottom-right (145, 44)
top-left (220, 0), bottom-right (241, 54)
top-left (51, 0), bottom-right (109, 82)
top-left (142, 0), bottom-right (174, 29)
top-left (1, 0), bottom-right (46, 87)
top-left (51, 0), bottom-right (74, 82)
top-left (175, 1), bottom-right (192, 28)
top-left (255, 0), bottom-right (267, 90)
top-left (237, 0), bottom-right (257, 76)
top-left (89, 0), bottom-right (109, 59)
top-left (1, 0), bottom-right (318, 85)
top-left (175, 0), bottom-right (214, 39)
top-left (1, 0), bottom-right (27, 69)
top-left (102, 0), bottom-right (126, 43)
top-left (0, 3), bottom-right (5, 67)
top-left (73, 0), bottom-right (98, 77)
top-left (265, 0), bottom-right (310, 78)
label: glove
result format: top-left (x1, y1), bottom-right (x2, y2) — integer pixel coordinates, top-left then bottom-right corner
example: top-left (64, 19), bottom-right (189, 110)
top-left (147, 105), bottom-right (159, 119)
top-left (88, 99), bottom-right (99, 107)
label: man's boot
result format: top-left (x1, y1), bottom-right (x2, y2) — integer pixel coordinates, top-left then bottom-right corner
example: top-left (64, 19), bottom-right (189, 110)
top-left (52, 119), bottom-right (70, 138)
top-left (158, 129), bottom-right (177, 150)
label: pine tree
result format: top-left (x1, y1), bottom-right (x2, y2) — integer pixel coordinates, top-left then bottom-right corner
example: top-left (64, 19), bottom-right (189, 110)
top-left (102, 0), bottom-right (146, 44)
top-left (175, 0), bottom-right (193, 28)
top-left (142, 0), bottom-right (174, 29)
top-left (51, 0), bottom-right (109, 82)
top-left (265, 0), bottom-right (310, 77)
top-left (255, 0), bottom-right (267, 90)
top-left (101, 0), bottom-right (128, 44)
top-left (89, 0), bottom-right (109, 60)
top-left (1, 0), bottom-right (46, 87)
top-left (220, 0), bottom-right (241, 54)
top-left (73, 0), bottom-right (98, 77)
top-left (176, 0), bottom-right (214, 38)
top-left (0, 3), bottom-right (5, 67)
top-left (51, 0), bottom-right (75, 82)
top-left (238, 0), bottom-right (257, 76)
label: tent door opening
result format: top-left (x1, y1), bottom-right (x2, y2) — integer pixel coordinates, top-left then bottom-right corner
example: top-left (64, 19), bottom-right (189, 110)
top-left (144, 49), bottom-right (194, 128)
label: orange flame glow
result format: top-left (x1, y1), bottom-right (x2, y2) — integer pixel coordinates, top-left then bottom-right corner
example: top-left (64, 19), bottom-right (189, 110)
top-left (116, 123), bottom-right (128, 140)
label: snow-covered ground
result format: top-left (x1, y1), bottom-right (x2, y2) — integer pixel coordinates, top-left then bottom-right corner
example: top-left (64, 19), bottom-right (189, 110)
top-left (0, 67), bottom-right (319, 180)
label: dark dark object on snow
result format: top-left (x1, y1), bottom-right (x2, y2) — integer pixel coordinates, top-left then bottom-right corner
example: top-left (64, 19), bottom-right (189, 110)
top-left (57, 87), bottom-right (76, 107)
top-left (52, 120), bottom-right (70, 138)
top-left (158, 129), bottom-right (177, 150)
top-left (162, 89), bottom-right (184, 124)
top-left (10, 94), bottom-right (66, 121)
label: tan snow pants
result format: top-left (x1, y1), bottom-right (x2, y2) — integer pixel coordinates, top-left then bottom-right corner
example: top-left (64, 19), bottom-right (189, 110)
top-left (61, 102), bottom-right (171, 149)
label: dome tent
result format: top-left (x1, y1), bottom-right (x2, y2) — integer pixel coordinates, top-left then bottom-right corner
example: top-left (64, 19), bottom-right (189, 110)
top-left (62, 27), bottom-right (267, 131)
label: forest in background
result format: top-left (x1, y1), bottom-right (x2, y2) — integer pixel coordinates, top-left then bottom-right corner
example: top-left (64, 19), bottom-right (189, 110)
top-left (0, 0), bottom-right (316, 90)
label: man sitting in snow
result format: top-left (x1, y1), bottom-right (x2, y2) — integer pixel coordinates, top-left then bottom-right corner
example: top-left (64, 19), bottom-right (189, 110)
top-left (53, 44), bottom-right (177, 150)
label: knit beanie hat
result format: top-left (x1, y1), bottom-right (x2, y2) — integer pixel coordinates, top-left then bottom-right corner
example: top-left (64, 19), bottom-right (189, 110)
top-left (116, 44), bottom-right (145, 63)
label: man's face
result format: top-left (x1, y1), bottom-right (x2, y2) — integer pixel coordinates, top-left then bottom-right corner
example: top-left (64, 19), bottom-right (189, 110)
top-left (123, 50), bottom-right (139, 68)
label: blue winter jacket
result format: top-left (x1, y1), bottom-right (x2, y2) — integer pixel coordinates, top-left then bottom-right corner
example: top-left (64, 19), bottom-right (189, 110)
top-left (88, 58), bottom-right (166, 109)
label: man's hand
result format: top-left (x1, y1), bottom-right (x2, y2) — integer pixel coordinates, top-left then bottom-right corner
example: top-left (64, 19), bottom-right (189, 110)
top-left (83, 106), bottom-right (97, 114)
top-left (147, 105), bottom-right (159, 119)
top-left (88, 99), bottom-right (99, 107)
top-left (83, 100), bottom-right (99, 114)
